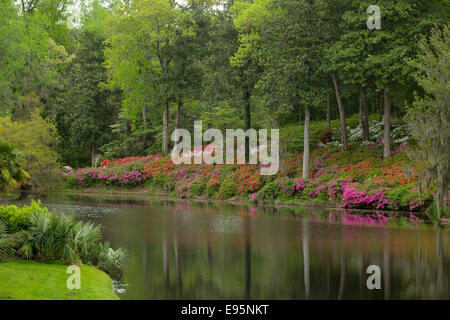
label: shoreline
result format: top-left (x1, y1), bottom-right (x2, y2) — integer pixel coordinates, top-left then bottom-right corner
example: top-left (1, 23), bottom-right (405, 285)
top-left (5, 186), bottom-right (432, 218)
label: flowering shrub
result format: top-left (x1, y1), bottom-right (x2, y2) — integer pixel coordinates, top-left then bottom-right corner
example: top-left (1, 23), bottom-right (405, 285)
top-left (76, 161), bottom-right (145, 187)
top-left (231, 165), bottom-right (262, 194)
top-left (262, 177), bottom-right (307, 199)
top-left (319, 127), bottom-right (334, 144)
top-left (70, 142), bottom-right (433, 212)
top-left (100, 154), bottom-right (161, 167)
top-left (341, 182), bottom-right (390, 209)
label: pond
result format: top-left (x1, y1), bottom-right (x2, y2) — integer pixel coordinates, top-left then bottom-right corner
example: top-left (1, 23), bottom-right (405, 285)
top-left (3, 193), bottom-right (449, 299)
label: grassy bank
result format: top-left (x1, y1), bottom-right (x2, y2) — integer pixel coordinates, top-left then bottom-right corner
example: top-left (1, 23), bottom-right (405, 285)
top-left (0, 201), bottom-right (127, 299)
top-left (0, 259), bottom-right (118, 300)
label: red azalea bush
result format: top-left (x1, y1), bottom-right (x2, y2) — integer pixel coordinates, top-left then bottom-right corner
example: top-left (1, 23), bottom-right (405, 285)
top-left (319, 127), bottom-right (334, 144)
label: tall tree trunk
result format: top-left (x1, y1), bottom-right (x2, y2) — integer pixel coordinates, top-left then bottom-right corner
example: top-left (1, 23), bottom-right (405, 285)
top-left (379, 93), bottom-right (383, 122)
top-left (91, 143), bottom-right (96, 168)
top-left (359, 91), bottom-right (362, 126)
top-left (176, 99), bottom-right (182, 129)
top-left (297, 103), bottom-right (302, 125)
top-left (436, 163), bottom-right (448, 220)
top-left (383, 87), bottom-right (391, 159)
top-left (163, 99), bottom-right (169, 155)
top-left (244, 88), bottom-right (251, 130)
top-left (331, 71), bottom-right (347, 151)
top-left (360, 87), bottom-right (369, 141)
top-left (326, 94), bottom-right (331, 128)
top-left (142, 105), bottom-right (147, 151)
top-left (244, 88), bottom-right (251, 163)
top-left (302, 105), bottom-right (310, 178)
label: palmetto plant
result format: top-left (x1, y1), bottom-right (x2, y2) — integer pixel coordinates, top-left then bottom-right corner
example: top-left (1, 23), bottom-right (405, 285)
top-left (0, 219), bottom-right (16, 261)
top-left (17, 212), bottom-right (102, 265)
top-left (0, 141), bottom-right (29, 191)
top-left (98, 241), bottom-right (128, 279)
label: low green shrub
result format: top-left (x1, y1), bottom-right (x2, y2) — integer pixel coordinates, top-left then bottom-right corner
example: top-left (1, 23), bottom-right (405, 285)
top-left (0, 219), bottom-right (16, 261)
top-left (0, 200), bottom-right (48, 232)
top-left (0, 201), bottom-right (127, 279)
top-left (218, 179), bottom-right (238, 199)
top-left (97, 241), bottom-right (127, 279)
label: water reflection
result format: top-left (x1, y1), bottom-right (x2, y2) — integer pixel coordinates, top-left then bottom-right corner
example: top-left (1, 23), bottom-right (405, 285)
top-left (2, 194), bottom-right (449, 299)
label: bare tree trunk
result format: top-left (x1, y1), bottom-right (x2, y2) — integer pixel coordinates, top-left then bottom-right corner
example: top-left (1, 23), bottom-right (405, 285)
top-left (302, 105), bottom-right (310, 178)
top-left (176, 99), bottom-right (182, 129)
top-left (436, 163), bottom-right (448, 220)
top-left (298, 103), bottom-right (302, 125)
top-left (359, 91), bottom-right (362, 126)
top-left (142, 105), bottom-right (147, 151)
top-left (331, 71), bottom-right (347, 151)
top-left (244, 88), bottom-right (251, 130)
top-left (378, 93), bottom-right (383, 122)
top-left (326, 94), bottom-right (331, 128)
top-left (163, 99), bottom-right (169, 155)
top-left (244, 88), bottom-right (251, 163)
top-left (383, 87), bottom-right (391, 159)
top-left (91, 143), bottom-right (96, 168)
top-left (361, 87), bottom-right (369, 142)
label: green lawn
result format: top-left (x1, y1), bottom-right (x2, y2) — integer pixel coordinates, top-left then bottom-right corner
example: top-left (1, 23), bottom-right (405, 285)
top-left (0, 259), bottom-right (119, 300)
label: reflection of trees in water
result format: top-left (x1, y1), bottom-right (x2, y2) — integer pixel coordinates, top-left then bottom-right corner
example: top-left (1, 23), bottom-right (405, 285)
top-left (303, 219), bottom-right (310, 299)
top-left (337, 223), bottom-right (346, 300)
top-left (400, 228), bottom-right (449, 299)
top-left (117, 209), bottom-right (449, 300)
top-left (245, 218), bottom-right (251, 299)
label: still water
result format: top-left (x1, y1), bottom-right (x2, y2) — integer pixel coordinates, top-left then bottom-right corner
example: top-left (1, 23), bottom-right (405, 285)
top-left (4, 193), bottom-right (450, 299)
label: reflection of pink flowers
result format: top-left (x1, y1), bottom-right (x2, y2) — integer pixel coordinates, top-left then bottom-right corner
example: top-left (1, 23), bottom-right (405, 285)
top-left (340, 210), bottom-right (390, 226)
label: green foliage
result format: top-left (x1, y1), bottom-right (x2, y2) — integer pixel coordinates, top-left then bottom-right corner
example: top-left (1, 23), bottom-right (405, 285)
top-left (386, 184), bottom-right (432, 211)
top-left (218, 179), bottom-right (238, 199)
top-left (0, 141), bottom-right (29, 191)
top-left (0, 110), bottom-right (60, 188)
top-left (0, 200), bottom-right (48, 233)
top-left (0, 219), bottom-right (16, 261)
top-left (97, 241), bottom-right (127, 280)
top-left (406, 25), bottom-right (450, 218)
top-left (0, 200), bottom-right (126, 279)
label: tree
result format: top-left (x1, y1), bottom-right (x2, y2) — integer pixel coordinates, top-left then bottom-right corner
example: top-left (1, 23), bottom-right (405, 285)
top-left (257, 0), bottom-right (326, 178)
top-left (0, 109), bottom-right (60, 188)
top-left (0, 141), bottom-right (29, 191)
top-left (230, 0), bottom-right (267, 131)
top-left (65, 30), bottom-right (119, 167)
top-left (323, 0), bottom-right (352, 151)
top-left (359, 0), bottom-right (444, 158)
top-left (407, 26), bottom-right (449, 219)
top-left (105, 0), bottom-right (194, 155)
